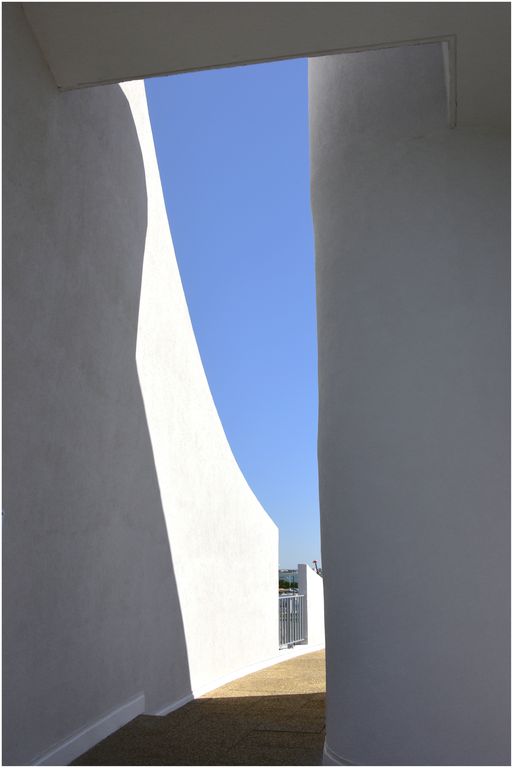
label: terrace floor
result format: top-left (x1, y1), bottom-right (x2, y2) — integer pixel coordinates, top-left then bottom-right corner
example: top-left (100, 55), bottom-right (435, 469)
top-left (73, 649), bottom-right (326, 765)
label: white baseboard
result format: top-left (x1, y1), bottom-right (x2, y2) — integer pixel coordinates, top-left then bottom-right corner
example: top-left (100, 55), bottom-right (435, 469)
top-left (153, 691), bottom-right (194, 717)
top-left (34, 692), bottom-right (145, 766)
top-left (323, 741), bottom-right (355, 765)
top-left (154, 642), bottom-right (325, 714)
top-left (32, 644), bottom-right (326, 764)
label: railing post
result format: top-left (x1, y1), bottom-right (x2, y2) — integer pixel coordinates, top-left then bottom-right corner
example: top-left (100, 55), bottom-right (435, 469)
top-left (297, 564), bottom-right (308, 644)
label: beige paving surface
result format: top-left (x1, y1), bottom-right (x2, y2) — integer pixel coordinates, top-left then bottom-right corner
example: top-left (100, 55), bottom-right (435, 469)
top-left (73, 649), bottom-right (326, 765)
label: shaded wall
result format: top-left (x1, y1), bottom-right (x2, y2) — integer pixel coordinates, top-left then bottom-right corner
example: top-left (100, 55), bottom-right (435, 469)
top-left (3, 6), bottom-right (279, 764)
top-left (310, 43), bottom-right (510, 765)
top-left (2, 6), bottom-right (191, 764)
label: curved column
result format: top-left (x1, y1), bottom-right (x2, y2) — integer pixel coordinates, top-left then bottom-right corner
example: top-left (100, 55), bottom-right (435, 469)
top-left (310, 44), bottom-right (509, 765)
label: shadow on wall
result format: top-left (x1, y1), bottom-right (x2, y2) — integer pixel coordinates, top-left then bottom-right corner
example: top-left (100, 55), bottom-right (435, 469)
top-left (2, 5), bottom-right (191, 765)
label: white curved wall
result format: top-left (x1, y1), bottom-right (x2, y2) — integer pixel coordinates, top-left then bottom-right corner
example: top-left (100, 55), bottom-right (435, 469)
top-left (3, 6), bottom-right (277, 764)
top-left (125, 79), bottom-right (279, 694)
top-left (310, 44), bottom-right (509, 766)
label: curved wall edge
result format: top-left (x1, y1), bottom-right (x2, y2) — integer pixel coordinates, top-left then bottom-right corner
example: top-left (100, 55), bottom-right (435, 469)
top-left (323, 742), bottom-right (355, 766)
top-left (121, 79), bottom-right (279, 695)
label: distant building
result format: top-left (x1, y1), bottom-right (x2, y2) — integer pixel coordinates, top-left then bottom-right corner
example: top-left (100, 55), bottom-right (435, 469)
top-left (278, 568), bottom-right (298, 586)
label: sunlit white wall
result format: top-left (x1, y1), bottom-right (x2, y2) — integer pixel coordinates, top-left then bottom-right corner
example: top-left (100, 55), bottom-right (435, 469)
top-left (126, 80), bottom-right (279, 697)
top-left (298, 564), bottom-right (325, 647)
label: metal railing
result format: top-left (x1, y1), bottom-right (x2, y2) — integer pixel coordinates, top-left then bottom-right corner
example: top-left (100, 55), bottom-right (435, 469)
top-left (279, 594), bottom-right (305, 648)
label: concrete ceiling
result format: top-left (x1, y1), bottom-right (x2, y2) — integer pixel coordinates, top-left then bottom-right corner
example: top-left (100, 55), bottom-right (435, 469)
top-left (23, 2), bottom-right (510, 128)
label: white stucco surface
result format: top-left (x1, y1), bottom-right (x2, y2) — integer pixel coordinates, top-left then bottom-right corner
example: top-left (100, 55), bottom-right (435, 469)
top-left (125, 79), bottom-right (279, 694)
top-left (3, 6), bottom-right (277, 764)
top-left (298, 564), bottom-right (325, 647)
top-left (310, 43), bottom-right (509, 766)
top-left (4, 3), bottom-right (509, 765)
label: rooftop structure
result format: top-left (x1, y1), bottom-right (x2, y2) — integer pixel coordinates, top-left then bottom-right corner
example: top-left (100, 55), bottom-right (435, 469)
top-left (3, 4), bottom-right (509, 765)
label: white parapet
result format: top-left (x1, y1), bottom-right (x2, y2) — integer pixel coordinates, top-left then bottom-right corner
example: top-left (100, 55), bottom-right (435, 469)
top-left (297, 563), bottom-right (325, 647)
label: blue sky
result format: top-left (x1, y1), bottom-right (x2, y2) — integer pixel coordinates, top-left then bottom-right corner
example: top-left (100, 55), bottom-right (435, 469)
top-left (145, 58), bottom-right (319, 568)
